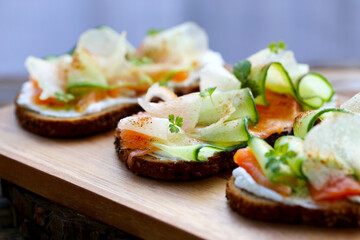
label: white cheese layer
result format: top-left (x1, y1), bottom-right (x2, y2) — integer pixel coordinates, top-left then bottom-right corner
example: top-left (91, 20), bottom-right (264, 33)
top-left (232, 167), bottom-right (319, 209)
top-left (17, 81), bottom-right (139, 118)
top-left (233, 167), bottom-right (360, 207)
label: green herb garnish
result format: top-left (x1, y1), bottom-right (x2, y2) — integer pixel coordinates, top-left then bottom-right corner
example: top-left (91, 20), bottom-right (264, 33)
top-left (265, 144), bottom-right (297, 173)
top-left (233, 60), bottom-right (251, 81)
top-left (130, 56), bottom-right (153, 66)
top-left (168, 114), bottom-right (183, 133)
top-left (158, 71), bottom-right (179, 87)
top-left (147, 28), bottom-right (163, 36)
top-left (268, 40), bottom-right (287, 54)
top-left (200, 87), bottom-right (216, 98)
top-left (55, 92), bottom-right (75, 102)
top-left (200, 87), bottom-right (216, 105)
top-left (159, 81), bottom-right (169, 87)
top-left (233, 60), bottom-right (260, 97)
top-left (139, 73), bottom-right (153, 85)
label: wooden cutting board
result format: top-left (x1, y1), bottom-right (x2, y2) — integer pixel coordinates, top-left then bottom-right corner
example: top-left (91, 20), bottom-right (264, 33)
top-left (0, 73), bottom-right (360, 239)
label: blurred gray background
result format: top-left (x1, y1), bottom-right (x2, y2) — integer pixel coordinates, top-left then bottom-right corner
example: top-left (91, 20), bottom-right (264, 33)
top-left (1, 0), bottom-right (360, 77)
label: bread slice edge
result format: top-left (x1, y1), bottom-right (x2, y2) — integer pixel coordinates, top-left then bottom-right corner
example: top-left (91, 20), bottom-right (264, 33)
top-left (226, 176), bottom-right (360, 227)
top-left (114, 132), bottom-right (237, 180)
top-left (15, 102), bottom-right (142, 137)
top-left (113, 124), bottom-right (295, 180)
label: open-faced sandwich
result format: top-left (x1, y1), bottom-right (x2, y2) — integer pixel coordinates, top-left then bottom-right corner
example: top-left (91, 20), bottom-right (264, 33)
top-left (15, 22), bottom-right (224, 137)
top-left (226, 94), bottom-right (360, 226)
top-left (115, 78), bottom-right (257, 180)
top-left (115, 42), bottom-right (335, 180)
top-left (228, 41), bottom-right (335, 144)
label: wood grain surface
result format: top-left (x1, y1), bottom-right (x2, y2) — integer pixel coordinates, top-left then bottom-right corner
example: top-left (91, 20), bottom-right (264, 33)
top-left (0, 69), bottom-right (360, 240)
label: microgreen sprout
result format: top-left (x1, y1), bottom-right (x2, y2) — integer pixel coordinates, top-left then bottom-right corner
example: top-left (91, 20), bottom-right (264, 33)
top-left (168, 114), bottom-right (183, 133)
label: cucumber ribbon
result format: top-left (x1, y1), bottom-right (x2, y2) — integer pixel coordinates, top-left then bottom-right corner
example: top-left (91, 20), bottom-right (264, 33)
top-left (119, 81), bottom-right (259, 161)
top-left (252, 62), bottom-right (334, 109)
top-left (151, 142), bottom-right (247, 162)
top-left (293, 108), bottom-right (352, 138)
top-left (248, 136), bottom-right (306, 188)
top-left (246, 113), bottom-right (360, 192)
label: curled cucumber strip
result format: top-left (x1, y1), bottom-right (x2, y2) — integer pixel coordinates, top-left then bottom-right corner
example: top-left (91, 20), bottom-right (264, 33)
top-left (198, 88), bottom-right (259, 126)
top-left (150, 118), bottom-right (250, 162)
top-left (253, 62), bottom-right (296, 106)
top-left (274, 136), bottom-right (306, 179)
top-left (195, 143), bottom-right (247, 161)
top-left (296, 73), bottom-right (334, 109)
top-left (150, 142), bottom-right (247, 162)
top-left (67, 83), bottom-right (115, 96)
top-left (190, 117), bottom-right (250, 143)
top-left (252, 63), bottom-right (334, 110)
top-left (293, 108), bottom-right (351, 139)
top-left (248, 136), bottom-right (298, 185)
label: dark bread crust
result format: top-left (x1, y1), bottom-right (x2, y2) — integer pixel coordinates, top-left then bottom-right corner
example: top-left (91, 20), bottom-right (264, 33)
top-left (173, 84), bottom-right (199, 96)
top-left (15, 102), bottom-right (142, 137)
top-left (262, 129), bottom-right (292, 147)
top-left (226, 176), bottom-right (360, 227)
top-left (114, 127), bottom-right (291, 180)
top-left (114, 132), bottom-right (237, 180)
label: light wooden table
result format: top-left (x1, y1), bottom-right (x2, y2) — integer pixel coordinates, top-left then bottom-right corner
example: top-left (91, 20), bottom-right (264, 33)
top-left (0, 68), bottom-right (360, 240)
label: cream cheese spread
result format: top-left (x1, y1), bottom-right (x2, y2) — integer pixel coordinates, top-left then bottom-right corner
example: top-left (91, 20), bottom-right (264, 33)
top-left (17, 81), bottom-right (139, 118)
top-left (233, 167), bottom-right (319, 209)
top-left (233, 167), bottom-right (360, 208)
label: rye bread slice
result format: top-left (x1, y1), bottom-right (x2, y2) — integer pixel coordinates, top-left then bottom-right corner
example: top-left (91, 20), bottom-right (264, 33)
top-left (114, 126), bottom-right (292, 180)
top-left (114, 129), bottom-right (237, 180)
top-left (14, 84), bottom-right (199, 138)
top-left (226, 176), bottom-right (360, 227)
top-left (15, 102), bottom-right (142, 137)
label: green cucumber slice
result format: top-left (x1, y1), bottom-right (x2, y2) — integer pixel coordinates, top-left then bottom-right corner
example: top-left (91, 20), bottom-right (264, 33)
top-left (150, 142), bottom-right (246, 162)
top-left (67, 84), bottom-right (115, 96)
top-left (293, 108), bottom-right (351, 138)
top-left (274, 136), bottom-right (304, 155)
top-left (67, 49), bottom-right (109, 94)
top-left (274, 136), bottom-right (306, 178)
top-left (247, 136), bottom-right (274, 174)
top-left (296, 73), bottom-right (334, 109)
top-left (248, 136), bottom-right (301, 186)
top-left (198, 88), bottom-right (259, 126)
top-left (228, 89), bottom-right (259, 125)
top-left (196, 144), bottom-right (246, 161)
top-left (150, 144), bottom-right (203, 161)
top-left (249, 63), bottom-right (333, 110)
top-left (253, 62), bottom-right (296, 106)
top-left (190, 118), bottom-right (250, 143)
